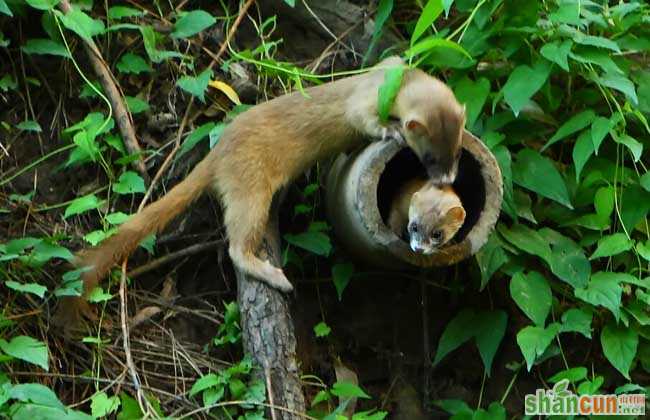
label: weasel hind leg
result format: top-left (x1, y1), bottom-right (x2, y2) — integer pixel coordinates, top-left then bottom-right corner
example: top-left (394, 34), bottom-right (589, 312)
top-left (224, 189), bottom-right (293, 292)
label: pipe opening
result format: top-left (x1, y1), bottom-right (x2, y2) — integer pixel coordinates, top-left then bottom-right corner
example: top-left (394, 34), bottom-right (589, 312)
top-left (376, 148), bottom-right (486, 244)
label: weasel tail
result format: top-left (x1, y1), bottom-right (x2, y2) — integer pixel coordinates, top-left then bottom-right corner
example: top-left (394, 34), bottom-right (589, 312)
top-left (74, 156), bottom-right (215, 298)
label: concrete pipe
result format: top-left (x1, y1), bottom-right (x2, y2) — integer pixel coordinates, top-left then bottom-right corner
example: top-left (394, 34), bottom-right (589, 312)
top-left (325, 130), bottom-right (502, 269)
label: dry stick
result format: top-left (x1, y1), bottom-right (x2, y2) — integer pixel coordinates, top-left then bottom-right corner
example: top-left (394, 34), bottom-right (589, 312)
top-left (58, 0), bottom-right (148, 182)
top-left (138, 0), bottom-right (257, 211)
top-left (127, 240), bottom-right (223, 278)
top-left (119, 261), bottom-right (157, 418)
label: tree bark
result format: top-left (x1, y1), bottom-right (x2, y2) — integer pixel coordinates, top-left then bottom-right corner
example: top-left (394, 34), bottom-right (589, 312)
top-left (236, 195), bottom-right (305, 418)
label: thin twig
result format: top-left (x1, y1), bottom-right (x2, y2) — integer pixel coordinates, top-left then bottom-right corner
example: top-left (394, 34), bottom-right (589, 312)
top-left (58, 0), bottom-right (149, 182)
top-left (120, 260), bottom-right (156, 418)
top-left (127, 240), bottom-right (223, 278)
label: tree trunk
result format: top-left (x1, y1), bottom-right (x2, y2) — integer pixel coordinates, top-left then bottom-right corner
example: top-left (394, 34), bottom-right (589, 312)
top-left (236, 194), bottom-right (305, 418)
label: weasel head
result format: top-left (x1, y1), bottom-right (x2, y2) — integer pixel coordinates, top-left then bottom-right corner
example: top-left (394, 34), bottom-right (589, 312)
top-left (397, 77), bottom-right (465, 184)
top-left (407, 184), bottom-right (466, 255)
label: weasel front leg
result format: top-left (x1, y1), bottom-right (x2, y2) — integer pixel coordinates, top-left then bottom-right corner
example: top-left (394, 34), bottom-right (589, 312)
top-left (358, 113), bottom-right (405, 145)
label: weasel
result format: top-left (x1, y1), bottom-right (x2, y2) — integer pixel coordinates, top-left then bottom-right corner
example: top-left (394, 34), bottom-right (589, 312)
top-left (59, 56), bottom-right (465, 323)
top-left (388, 178), bottom-right (466, 254)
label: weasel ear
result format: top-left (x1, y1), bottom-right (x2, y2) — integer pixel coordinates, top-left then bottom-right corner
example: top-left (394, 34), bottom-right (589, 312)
top-left (405, 119), bottom-right (427, 135)
top-left (448, 206), bottom-right (466, 223)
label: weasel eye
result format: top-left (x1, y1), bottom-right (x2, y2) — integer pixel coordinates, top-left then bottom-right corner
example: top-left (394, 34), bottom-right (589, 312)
top-left (432, 230), bottom-right (443, 241)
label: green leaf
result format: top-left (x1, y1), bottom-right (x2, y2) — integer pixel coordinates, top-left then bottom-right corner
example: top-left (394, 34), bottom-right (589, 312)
top-left (313, 321), bottom-right (331, 338)
top-left (22, 38), bottom-right (70, 58)
top-left (601, 323), bottom-right (638, 380)
top-left (106, 212), bottom-right (130, 225)
top-left (512, 148), bottom-right (572, 209)
top-left (209, 123), bottom-right (225, 148)
top-left (117, 393), bottom-right (143, 420)
top-left (433, 308), bottom-right (477, 366)
top-left (498, 223), bottom-right (551, 261)
top-left (614, 383), bottom-right (646, 395)
top-left (575, 272), bottom-right (623, 321)
top-left (503, 61), bottom-right (552, 116)
top-left (377, 66), bottom-right (404, 123)
top-left (597, 73), bottom-right (638, 105)
top-left (0, 335), bottom-right (49, 370)
top-left (435, 399), bottom-right (472, 416)
top-left (549, 2), bottom-right (580, 25)
top-left (25, 0), bottom-right (59, 10)
top-left (172, 10), bottom-right (216, 38)
top-left (331, 382), bottom-right (371, 399)
top-left (16, 120), bottom-right (42, 132)
top-left (474, 310), bottom-right (507, 376)
top-left (517, 323), bottom-right (560, 371)
top-left (116, 53), bottom-right (152, 74)
top-left (540, 40), bottom-right (572, 71)
top-left (57, 8), bottom-right (105, 42)
top-left (549, 367), bottom-right (588, 384)
top-left (64, 193), bottom-right (103, 218)
top-left (332, 263), bottom-right (353, 301)
top-left (112, 171), bottom-right (145, 194)
top-left (473, 402), bottom-right (506, 420)
top-left (88, 287), bottom-right (112, 303)
top-left (405, 37), bottom-right (472, 60)
top-left (140, 25), bottom-right (184, 63)
top-left (594, 186), bottom-right (614, 221)
top-left (637, 240), bottom-right (650, 262)
top-left (177, 69), bottom-right (213, 102)
top-left (475, 234), bottom-right (508, 290)
top-left (190, 373), bottom-right (221, 397)
top-left (542, 229), bottom-right (591, 289)
top-left (31, 240), bottom-right (74, 263)
top-left (613, 133), bottom-right (643, 162)
top-left (573, 130), bottom-right (594, 181)
top-left (570, 48), bottom-right (623, 76)
top-left (0, 0), bottom-right (13, 16)
top-left (5, 281), bottom-right (47, 298)
top-left (107, 6), bottom-right (143, 20)
top-left (9, 383), bottom-right (63, 409)
top-left (453, 77), bottom-right (490, 129)
top-left (363, 0), bottom-right (393, 64)
top-left (590, 233), bottom-right (633, 260)
top-left (620, 185), bottom-right (650, 234)
top-left (573, 33), bottom-right (621, 53)
top-left (283, 0), bottom-right (296, 6)
top-left (177, 122), bottom-right (215, 159)
top-left (0, 74), bottom-right (17, 92)
top-left (91, 392), bottom-right (120, 418)
top-left (543, 109), bottom-right (595, 150)
top-left (410, 0), bottom-right (443, 45)
top-left (510, 271), bottom-right (552, 326)
top-left (124, 96), bottom-right (150, 114)
top-left (284, 231), bottom-right (332, 256)
top-left (561, 307), bottom-right (592, 338)
top-left (590, 116), bottom-right (611, 154)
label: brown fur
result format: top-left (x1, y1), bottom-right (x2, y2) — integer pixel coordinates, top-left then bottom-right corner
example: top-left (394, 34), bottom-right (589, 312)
top-left (58, 57), bottom-right (465, 325)
top-left (388, 178), bottom-right (465, 254)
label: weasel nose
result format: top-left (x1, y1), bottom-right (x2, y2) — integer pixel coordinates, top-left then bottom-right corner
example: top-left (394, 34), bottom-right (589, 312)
top-left (410, 243), bottom-right (424, 253)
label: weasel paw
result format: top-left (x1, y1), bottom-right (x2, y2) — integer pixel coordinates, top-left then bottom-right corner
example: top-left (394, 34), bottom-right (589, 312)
top-left (382, 126), bottom-right (406, 146)
top-left (261, 261), bottom-right (294, 292)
